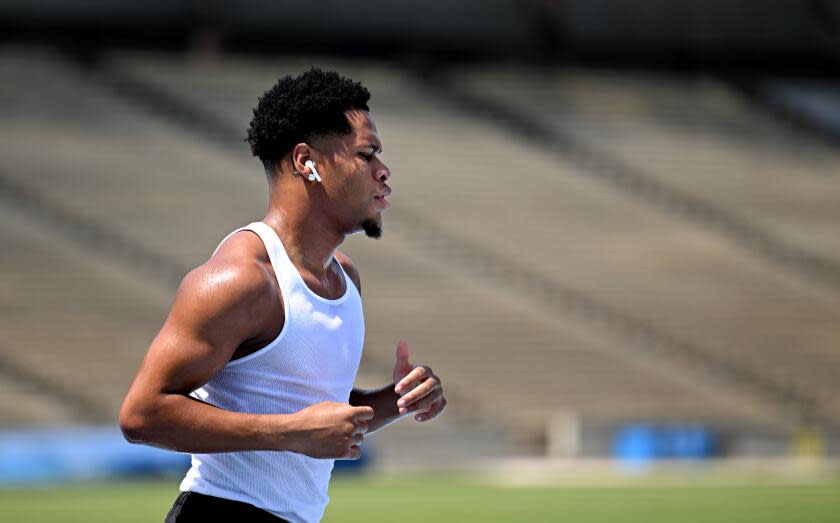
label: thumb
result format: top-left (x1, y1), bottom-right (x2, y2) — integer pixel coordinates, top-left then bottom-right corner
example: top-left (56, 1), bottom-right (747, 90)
top-left (394, 339), bottom-right (411, 374)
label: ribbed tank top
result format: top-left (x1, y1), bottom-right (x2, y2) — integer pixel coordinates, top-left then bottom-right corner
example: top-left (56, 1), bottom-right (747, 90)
top-left (179, 221), bottom-right (365, 523)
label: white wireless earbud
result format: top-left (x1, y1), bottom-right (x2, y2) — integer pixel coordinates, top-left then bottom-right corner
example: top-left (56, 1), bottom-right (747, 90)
top-left (304, 160), bottom-right (322, 182)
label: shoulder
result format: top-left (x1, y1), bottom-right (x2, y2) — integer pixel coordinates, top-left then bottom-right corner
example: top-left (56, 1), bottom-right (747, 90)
top-left (335, 250), bottom-right (361, 294)
top-left (173, 230), bottom-right (277, 328)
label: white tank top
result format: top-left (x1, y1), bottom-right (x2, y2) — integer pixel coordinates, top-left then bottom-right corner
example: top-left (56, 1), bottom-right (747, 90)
top-left (179, 221), bottom-right (365, 523)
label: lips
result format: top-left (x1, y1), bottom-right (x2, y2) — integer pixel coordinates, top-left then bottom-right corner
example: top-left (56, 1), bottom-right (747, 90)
top-left (374, 187), bottom-right (391, 209)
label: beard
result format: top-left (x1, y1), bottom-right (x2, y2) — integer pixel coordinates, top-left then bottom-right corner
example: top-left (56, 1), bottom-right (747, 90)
top-left (361, 218), bottom-right (382, 239)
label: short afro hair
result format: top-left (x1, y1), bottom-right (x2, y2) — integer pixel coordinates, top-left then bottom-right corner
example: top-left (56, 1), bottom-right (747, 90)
top-left (246, 68), bottom-right (371, 170)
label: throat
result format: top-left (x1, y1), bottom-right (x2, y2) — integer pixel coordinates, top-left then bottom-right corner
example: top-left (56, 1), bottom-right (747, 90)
top-left (298, 259), bottom-right (347, 301)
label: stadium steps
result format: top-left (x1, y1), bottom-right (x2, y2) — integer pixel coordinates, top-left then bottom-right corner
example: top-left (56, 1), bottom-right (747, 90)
top-left (443, 66), bottom-right (840, 285)
top-left (0, 370), bottom-right (81, 425)
top-left (0, 204), bottom-right (169, 422)
top-left (0, 50), bottom-right (521, 458)
top-left (0, 49), bottom-right (263, 272)
top-left (105, 52), bottom-right (801, 425)
top-left (414, 65), bottom-right (840, 420)
top-left (79, 52), bottom-right (838, 426)
top-left (0, 48), bottom-right (393, 424)
top-left (2, 48), bottom-right (837, 447)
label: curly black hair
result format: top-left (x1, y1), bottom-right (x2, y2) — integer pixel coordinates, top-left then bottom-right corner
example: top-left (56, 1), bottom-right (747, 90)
top-left (246, 68), bottom-right (371, 171)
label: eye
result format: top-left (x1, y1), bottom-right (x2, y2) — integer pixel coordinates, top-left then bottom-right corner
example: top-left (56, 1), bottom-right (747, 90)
top-left (359, 153), bottom-right (374, 162)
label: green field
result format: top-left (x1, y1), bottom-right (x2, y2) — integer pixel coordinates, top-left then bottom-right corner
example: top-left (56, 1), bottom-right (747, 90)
top-left (0, 475), bottom-right (838, 523)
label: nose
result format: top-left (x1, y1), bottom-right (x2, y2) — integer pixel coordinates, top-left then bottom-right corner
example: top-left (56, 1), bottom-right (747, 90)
top-left (374, 159), bottom-right (390, 182)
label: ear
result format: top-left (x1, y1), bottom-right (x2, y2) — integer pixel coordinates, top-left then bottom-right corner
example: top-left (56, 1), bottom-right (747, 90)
top-left (290, 142), bottom-right (313, 176)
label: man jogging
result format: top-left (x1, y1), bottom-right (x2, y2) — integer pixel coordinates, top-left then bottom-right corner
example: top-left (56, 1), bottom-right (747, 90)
top-left (119, 68), bottom-right (446, 523)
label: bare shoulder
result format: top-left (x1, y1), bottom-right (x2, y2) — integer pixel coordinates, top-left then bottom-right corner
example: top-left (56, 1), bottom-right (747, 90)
top-left (172, 230), bottom-right (277, 336)
top-left (126, 231), bottom-right (280, 398)
top-left (335, 250), bottom-right (361, 294)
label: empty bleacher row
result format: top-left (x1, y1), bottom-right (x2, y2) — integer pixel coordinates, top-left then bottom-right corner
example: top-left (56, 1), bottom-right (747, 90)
top-left (444, 65), bottom-right (840, 420)
top-left (1, 47), bottom-right (839, 451)
top-left (450, 66), bottom-right (840, 274)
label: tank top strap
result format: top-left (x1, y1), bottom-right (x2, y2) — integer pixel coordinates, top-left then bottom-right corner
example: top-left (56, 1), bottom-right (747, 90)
top-left (211, 221), bottom-right (298, 290)
top-left (240, 222), bottom-right (298, 282)
top-left (214, 222), bottom-right (352, 304)
top-left (211, 225), bottom-right (250, 256)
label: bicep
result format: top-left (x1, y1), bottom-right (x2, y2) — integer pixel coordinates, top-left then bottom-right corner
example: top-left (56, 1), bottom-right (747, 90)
top-left (136, 318), bottom-right (233, 398)
top-left (129, 264), bottom-right (266, 397)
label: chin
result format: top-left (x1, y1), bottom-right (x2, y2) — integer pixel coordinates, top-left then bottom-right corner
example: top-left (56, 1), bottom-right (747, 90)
top-left (361, 218), bottom-right (383, 239)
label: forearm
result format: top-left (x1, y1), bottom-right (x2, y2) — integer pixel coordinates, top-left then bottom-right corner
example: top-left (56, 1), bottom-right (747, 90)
top-left (349, 385), bottom-right (406, 433)
top-left (120, 391), bottom-right (294, 453)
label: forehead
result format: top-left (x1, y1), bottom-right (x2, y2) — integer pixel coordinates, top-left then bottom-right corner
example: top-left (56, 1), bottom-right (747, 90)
top-left (344, 109), bottom-right (380, 147)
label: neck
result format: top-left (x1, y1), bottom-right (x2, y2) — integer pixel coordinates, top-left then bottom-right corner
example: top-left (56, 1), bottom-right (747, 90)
top-left (263, 188), bottom-right (344, 278)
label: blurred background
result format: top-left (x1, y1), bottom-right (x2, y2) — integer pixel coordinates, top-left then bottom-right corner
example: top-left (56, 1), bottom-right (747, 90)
top-left (1, 1), bottom-right (839, 521)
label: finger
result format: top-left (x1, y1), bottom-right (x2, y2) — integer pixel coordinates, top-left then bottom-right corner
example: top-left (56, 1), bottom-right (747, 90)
top-left (400, 388), bottom-right (443, 415)
top-left (395, 366), bottom-right (430, 394)
top-left (351, 406), bottom-right (375, 421)
top-left (415, 398), bottom-right (446, 422)
top-left (395, 339), bottom-right (411, 369)
top-left (397, 378), bottom-right (440, 412)
top-left (393, 340), bottom-right (412, 382)
top-left (397, 379), bottom-right (443, 413)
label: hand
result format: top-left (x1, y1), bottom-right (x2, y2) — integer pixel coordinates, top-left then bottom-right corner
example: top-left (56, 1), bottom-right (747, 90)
top-left (392, 340), bottom-right (446, 422)
top-left (286, 401), bottom-right (374, 460)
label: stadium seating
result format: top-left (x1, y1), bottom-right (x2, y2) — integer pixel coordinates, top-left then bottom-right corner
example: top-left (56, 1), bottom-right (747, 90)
top-left (0, 205), bottom-right (167, 420)
top-left (451, 67), bottom-right (840, 264)
top-left (130, 54), bottom-right (840, 423)
top-left (1, 48), bottom-right (839, 454)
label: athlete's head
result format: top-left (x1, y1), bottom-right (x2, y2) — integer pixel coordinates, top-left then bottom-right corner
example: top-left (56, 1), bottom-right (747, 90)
top-left (247, 68), bottom-right (391, 238)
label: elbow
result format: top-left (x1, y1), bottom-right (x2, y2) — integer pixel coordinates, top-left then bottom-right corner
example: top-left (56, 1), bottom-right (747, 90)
top-left (119, 415), bottom-right (145, 445)
top-left (119, 398), bottom-right (152, 444)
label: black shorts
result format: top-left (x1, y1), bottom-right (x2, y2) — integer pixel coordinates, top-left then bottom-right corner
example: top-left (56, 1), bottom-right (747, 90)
top-left (164, 491), bottom-right (289, 522)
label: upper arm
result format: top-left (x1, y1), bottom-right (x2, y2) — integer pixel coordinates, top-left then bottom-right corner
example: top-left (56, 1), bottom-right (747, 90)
top-left (335, 251), bottom-right (361, 294)
top-left (126, 255), bottom-right (273, 402)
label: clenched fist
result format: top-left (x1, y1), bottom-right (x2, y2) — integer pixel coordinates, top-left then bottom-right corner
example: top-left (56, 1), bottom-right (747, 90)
top-left (285, 401), bottom-right (374, 460)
